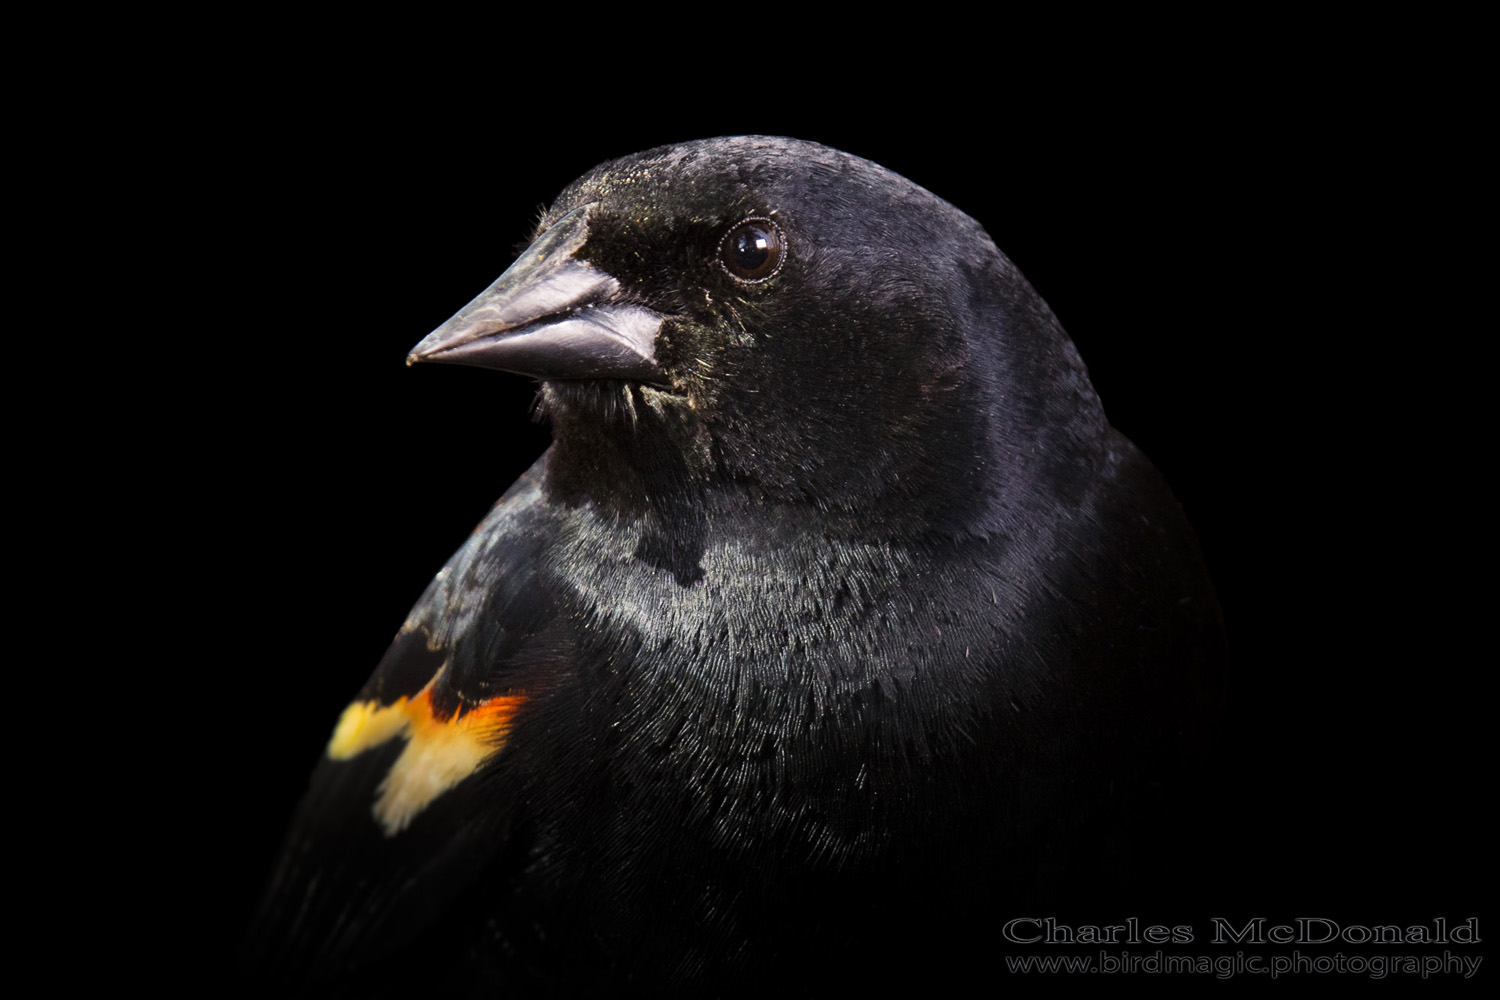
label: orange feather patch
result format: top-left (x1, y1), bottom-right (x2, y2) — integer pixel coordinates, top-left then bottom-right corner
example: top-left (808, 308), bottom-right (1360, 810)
top-left (326, 669), bottom-right (526, 836)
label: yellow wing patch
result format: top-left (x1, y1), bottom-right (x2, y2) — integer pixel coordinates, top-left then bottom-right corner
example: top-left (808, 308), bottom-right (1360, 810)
top-left (325, 669), bottom-right (526, 837)
top-left (327, 699), bottom-right (411, 759)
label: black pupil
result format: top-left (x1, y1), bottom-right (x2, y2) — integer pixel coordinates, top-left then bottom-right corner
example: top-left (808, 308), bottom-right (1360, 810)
top-left (732, 226), bottom-right (771, 271)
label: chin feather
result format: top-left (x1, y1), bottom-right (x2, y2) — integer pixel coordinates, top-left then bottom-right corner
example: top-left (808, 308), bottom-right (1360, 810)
top-left (537, 380), bottom-right (644, 430)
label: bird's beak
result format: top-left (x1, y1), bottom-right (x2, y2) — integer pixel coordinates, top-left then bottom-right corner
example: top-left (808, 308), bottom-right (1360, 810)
top-left (406, 203), bottom-right (663, 381)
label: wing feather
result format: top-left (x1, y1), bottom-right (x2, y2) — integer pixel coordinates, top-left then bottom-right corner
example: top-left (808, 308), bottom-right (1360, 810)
top-left (246, 473), bottom-right (561, 985)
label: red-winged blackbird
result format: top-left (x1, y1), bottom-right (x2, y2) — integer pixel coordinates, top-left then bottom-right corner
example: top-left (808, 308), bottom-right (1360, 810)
top-left (247, 136), bottom-right (1224, 995)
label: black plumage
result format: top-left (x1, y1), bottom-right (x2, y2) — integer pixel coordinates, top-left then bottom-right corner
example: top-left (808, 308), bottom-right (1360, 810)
top-left (247, 136), bottom-right (1224, 993)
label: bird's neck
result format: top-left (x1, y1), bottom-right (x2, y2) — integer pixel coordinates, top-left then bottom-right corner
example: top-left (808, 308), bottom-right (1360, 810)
top-left (536, 374), bottom-right (1105, 556)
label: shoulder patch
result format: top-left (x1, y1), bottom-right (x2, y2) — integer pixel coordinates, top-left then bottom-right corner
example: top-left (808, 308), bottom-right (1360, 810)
top-left (326, 667), bottom-right (526, 836)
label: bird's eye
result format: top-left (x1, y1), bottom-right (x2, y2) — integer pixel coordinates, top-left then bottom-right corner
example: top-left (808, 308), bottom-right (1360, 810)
top-left (719, 218), bottom-right (785, 283)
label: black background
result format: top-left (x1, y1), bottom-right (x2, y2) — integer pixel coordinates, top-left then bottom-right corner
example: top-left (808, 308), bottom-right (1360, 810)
top-left (127, 44), bottom-right (1484, 985)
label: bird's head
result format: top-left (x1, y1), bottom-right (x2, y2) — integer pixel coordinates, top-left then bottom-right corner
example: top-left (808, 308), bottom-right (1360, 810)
top-left (409, 137), bottom-right (1105, 538)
